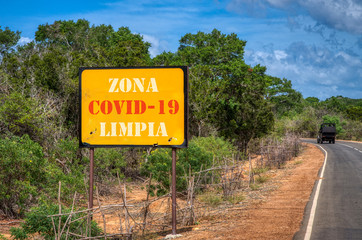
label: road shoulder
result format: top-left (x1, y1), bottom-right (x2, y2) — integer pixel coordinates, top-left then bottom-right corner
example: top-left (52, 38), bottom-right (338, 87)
top-left (180, 143), bottom-right (325, 240)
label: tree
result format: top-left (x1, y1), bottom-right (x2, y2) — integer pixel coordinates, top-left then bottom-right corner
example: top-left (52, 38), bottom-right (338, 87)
top-left (0, 93), bottom-right (45, 142)
top-left (304, 97), bottom-right (320, 107)
top-left (321, 96), bottom-right (346, 113)
top-left (346, 106), bottom-right (362, 121)
top-left (265, 76), bottom-right (303, 117)
top-left (177, 29), bottom-right (246, 66)
top-left (0, 26), bottom-right (20, 56)
top-left (154, 29), bottom-right (274, 151)
top-left (213, 63), bottom-right (274, 151)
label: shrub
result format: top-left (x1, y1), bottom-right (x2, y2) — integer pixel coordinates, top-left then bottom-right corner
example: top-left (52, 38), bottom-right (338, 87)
top-left (93, 148), bottom-right (127, 181)
top-left (10, 203), bottom-right (102, 239)
top-left (0, 93), bottom-right (45, 143)
top-left (188, 136), bottom-right (236, 164)
top-left (45, 137), bottom-right (86, 202)
top-left (49, 137), bottom-right (127, 190)
top-left (141, 141), bottom-right (214, 196)
top-left (43, 137), bottom-right (128, 202)
top-left (0, 134), bottom-right (46, 217)
top-left (0, 135), bottom-right (92, 217)
top-left (141, 136), bottom-right (237, 196)
top-left (141, 148), bottom-right (173, 196)
top-left (10, 227), bottom-right (28, 240)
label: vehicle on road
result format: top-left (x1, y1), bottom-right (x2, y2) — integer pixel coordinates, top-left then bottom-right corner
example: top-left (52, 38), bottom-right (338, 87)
top-left (317, 123), bottom-right (336, 144)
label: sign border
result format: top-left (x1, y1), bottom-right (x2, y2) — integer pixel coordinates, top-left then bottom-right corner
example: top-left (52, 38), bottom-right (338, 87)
top-left (79, 66), bottom-right (188, 148)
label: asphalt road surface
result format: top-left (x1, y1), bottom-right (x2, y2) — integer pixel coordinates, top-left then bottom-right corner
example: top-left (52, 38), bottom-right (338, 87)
top-left (295, 140), bottom-right (362, 240)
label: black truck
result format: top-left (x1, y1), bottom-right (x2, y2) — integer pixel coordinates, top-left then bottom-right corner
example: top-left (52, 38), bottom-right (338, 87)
top-left (317, 123), bottom-right (336, 144)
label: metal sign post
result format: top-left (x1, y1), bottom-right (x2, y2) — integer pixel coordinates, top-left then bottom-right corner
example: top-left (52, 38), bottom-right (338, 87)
top-left (88, 147), bottom-right (94, 236)
top-left (89, 148), bottom-right (94, 210)
top-left (172, 148), bottom-right (177, 235)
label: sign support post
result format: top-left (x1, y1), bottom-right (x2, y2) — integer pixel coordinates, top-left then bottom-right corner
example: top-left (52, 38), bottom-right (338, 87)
top-left (172, 147), bottom-right (177, 235)
top-left (89, 148), bottom-right (94, 210)
top-left (88, 147), bottom-right (94, 236)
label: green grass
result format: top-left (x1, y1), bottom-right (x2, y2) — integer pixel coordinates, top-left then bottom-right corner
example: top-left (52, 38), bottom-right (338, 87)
top-left (249, 183), bottom-right (261, 191)
top-left (199, 192), bottom-right (223, 207)
top-left (252, 167), bottom-right (269, 175)
top-left (0, 234), bottom-right (8, 240)
top-left (255, 175), bottom-right (269, 184)
top-left (224, 193), bottom-right (245, 204)
top-left (294, 160), bottom-right (303, 165)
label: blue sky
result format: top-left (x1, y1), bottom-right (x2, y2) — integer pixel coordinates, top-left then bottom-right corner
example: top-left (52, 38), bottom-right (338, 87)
top-left (1, 0), bottom-right (361, 100)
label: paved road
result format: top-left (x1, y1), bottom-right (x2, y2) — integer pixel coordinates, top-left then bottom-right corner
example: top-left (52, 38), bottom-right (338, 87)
top-left (295, 140), bottom-right (362, 240)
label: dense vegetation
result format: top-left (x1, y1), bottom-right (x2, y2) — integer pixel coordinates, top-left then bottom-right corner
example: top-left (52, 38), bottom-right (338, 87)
top-left (0, 19), bottom-right (361, 237)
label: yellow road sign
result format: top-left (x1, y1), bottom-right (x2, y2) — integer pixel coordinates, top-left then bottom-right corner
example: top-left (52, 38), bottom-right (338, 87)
top-left (79, 67), bottom-right (188, 148)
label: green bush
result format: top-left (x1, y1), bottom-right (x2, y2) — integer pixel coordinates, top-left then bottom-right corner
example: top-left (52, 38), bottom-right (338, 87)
top-left (141, 136), bottom-right (237, 196)
top-left (141, 148), bottom-right (173, 196)
top-left (47, 137), bottom-right (128, 199)
top-left (141, 140), bottom-right (214, 196)
top-left (45, 137), bottom-right (86, 202)
top-left (0, 135), bottom-right (90, 217)
top-left (10, 227), bottom-right (28, 240)
top-left (0, 93), bottom-right (45, 143)
top-left (10, 203), bottom-right (102, 240)
top-left (0, 134), bottom-right (46, 217)
top-left (182, 136), bottom-right (236, 165)
top-left (93, 148), bottom-right (127, 180)
top-left (51, 137), bottom-right (126, 181)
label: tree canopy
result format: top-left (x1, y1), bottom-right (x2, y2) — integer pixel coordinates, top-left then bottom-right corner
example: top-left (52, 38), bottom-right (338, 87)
top-left (0, 26), bottom-right (20, 56)
top-left (153, 29), bottom-right (275, 150)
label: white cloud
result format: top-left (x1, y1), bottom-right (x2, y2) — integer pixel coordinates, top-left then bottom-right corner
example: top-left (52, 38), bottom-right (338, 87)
top-left (300, 0), bottom-right (362, 34)
top-left (228, 0), bottom-right (362, 34)
top-left (18, 37), bottom-right (32, 45)
top-left (245, 42), bottom-right (362, 99)
top-left (141, 34), bottom-right (169, 58)
top-left (274, 50), bottom-right (287, 60)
